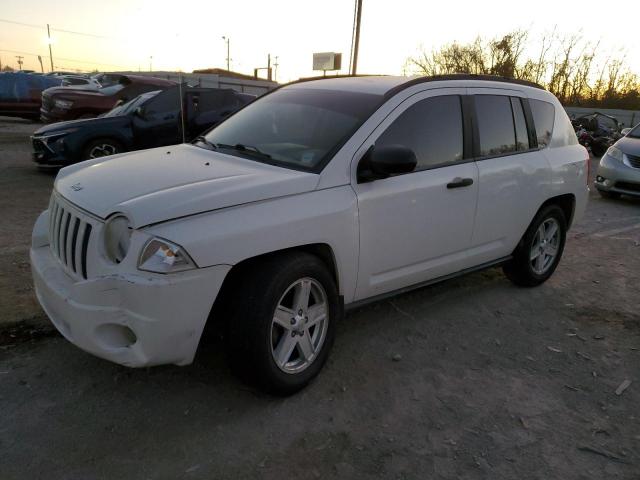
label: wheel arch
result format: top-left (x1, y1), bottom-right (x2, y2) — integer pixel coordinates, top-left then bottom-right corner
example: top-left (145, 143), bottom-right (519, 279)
top-left (199, 243), bottom-right (341, 344)
top-left (538, 193), bottom-right (576, 228)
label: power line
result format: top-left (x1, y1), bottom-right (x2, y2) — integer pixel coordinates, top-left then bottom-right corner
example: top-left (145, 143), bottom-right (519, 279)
top-left (0, 18), bottom-right (118, 40)
top-left (0, 49), bottom-right (134, 70)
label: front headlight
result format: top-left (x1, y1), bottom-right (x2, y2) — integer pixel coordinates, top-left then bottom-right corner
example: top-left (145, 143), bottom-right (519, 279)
top-left (54, 99), bottom-right (73, 109)
top-left (606, 146), bottom-right (623, 162)
top-left (138, 238), bottom-right (197, 273)
top-left (103, 215), bottom-right (132, 264)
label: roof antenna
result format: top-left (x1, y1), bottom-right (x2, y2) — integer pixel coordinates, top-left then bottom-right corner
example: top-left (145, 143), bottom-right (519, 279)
top-left (178, 71), bottom-right (186, 144)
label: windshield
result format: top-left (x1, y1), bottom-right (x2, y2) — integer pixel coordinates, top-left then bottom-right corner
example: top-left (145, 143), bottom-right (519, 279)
top-left (627, 124), bottom-right (640, 138)
top-left (202, 88), bottom-right (383, 171)
top-left (104, 91), bottom-right (159, 117)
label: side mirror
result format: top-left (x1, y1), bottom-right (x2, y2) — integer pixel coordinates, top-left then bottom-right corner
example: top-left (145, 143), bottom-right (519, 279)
top-left (621, 127), bottom-right (631, 136)
top-left (357, 144), bottom-right (417, 183)
top-left (134, 106), bottom-right (144, 118)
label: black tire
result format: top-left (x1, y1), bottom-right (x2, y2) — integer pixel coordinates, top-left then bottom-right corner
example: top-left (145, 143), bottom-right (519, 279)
top-left (591, 143), bottom-right (607, 157)
top-left (597, 189), bottom-right (621, 200)
top-left (82, 138), bottom-right (124, 160)
top-left (503, 205), bottom-right (567, 287)
top-left (224, 252), bottom-right (340, 395)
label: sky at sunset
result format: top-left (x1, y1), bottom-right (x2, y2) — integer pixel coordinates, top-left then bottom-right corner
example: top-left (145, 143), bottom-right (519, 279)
top-left (1, 0), bottom-right (638, 83)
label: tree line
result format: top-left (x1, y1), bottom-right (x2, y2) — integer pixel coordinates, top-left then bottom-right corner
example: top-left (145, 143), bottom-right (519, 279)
top-left (406, 30), bottom-right (640, 110)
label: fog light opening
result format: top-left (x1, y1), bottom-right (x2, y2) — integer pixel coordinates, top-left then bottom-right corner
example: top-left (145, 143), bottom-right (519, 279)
top-left (596, 175), bottom-right (605, 183)
top-left (95, 324), bottom-right (137, 349)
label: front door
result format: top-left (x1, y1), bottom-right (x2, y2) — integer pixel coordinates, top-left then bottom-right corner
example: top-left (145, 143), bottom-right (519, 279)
top-left (353, 90), bottom-right (479, 301)
top-left (132, 87), bottom-right (183, 149)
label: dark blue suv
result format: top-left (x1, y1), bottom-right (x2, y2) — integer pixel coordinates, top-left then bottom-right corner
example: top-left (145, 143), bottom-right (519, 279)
top-left (32, 85), bottom-right (254, 166)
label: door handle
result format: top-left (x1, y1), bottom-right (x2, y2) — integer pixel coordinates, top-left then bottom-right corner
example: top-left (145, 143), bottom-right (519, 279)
top-left (446, 177), bottom-right (474, 189)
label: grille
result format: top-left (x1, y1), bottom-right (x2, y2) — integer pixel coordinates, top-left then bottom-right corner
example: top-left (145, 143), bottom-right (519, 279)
top-left (48, 194), bottom-right (94, 279)
top-left (615, 181), bottom-right (640, 193)
top-left (626, 154), bottom-right (640, 169)
top-left (41, 93), bottom-right (53, 112)
top-left (32, 138), bottom-right (47, 154)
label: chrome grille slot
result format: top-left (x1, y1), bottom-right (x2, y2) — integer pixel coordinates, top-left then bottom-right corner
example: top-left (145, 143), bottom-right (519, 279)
top-left (48, 194), bottom-right (96, 280)
top-left (627, 154), bottom-right (640, 169)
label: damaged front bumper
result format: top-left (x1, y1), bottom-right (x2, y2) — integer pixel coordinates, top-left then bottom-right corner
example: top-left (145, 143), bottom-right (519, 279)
top-left (30, 237), bottom-right (230, 368)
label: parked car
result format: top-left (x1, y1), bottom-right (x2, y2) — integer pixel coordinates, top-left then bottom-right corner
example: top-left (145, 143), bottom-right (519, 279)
top-left (31, 86), bottom-right (254, 166)
top-left (595, 122), bottom-right (640, 198)
top-left (572, 112), bottom-right (622, 156)
top-left (40, 74), bottom-right (175, 122)
top-left (0, 72), bottom-right (62, 120)
top-left (60, 75), bottom-right (101, 91)
top-left (31, 75), bottom-right (588, 395)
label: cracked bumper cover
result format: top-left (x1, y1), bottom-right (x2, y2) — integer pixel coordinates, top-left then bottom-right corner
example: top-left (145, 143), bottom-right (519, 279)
top-left (30, 244), bottom-right (230, 367)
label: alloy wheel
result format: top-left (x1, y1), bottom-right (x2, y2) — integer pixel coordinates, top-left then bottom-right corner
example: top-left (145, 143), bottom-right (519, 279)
top-left (270, 277), bottom-right (329, 374)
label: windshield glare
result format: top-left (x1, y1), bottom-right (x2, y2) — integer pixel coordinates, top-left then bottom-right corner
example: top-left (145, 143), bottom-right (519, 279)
top-left (203, 88), bottom-right (382, 171)
top-left (104, 91), bottom-right (159, 117)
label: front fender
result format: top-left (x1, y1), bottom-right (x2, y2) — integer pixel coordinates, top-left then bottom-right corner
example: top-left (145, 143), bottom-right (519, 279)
top-left (143, 186), bottom-right (360, 302)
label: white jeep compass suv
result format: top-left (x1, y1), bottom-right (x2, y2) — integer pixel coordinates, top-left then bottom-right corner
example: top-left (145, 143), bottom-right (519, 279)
top-left (31, 75), bottom-right (589, 394)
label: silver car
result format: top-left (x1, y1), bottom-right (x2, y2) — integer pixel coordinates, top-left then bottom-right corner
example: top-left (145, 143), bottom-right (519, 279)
top-left (595, 124), bottom-right (640, 198)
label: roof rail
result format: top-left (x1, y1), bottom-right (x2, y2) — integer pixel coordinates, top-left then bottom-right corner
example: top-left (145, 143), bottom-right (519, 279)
top-left (283, 73), bottom-right (386, 87)
top-left (386, 74), bottom-right (545, 98)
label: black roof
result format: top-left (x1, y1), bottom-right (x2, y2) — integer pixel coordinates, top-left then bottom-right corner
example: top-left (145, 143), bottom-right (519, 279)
top-left (285, 73), bottom-right (545, 97)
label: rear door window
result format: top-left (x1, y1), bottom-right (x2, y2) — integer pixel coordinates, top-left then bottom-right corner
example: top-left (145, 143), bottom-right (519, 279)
top-left (510, 97), bottom-right (529, 150)
top-left (529, 99), bottom-right (555, 148)
top-left (475, 95), bottom-right (517, 157)
top-left (376, 95), bottom-right (464, 171)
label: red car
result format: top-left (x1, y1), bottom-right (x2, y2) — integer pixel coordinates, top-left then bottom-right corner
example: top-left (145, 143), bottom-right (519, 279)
top-left (40, 74), bottom-right (175, 123)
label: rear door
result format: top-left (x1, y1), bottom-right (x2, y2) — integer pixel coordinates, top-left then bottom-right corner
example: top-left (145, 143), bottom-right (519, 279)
top-left (467, 89), bottom-right (551, 265)
top-left (353, 89), bottom-right (479, 300)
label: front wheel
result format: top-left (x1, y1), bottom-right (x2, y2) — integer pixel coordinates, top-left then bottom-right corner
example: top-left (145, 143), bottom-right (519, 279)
top-left (225, 252), bottom-right (340, 395)
top-left (503, 205), bottom-right (567, 287)
top-left (82, 138), bottom-right (124, 160)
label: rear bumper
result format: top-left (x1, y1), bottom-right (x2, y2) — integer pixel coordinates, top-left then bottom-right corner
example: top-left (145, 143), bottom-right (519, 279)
top-left (596, 153), bottom-right (640, 197)
top-left (31, 243), bottom-right (231, 367)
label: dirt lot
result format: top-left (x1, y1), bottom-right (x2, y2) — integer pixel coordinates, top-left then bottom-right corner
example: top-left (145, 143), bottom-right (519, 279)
top-left (1, 116), bottom-right (639, 479)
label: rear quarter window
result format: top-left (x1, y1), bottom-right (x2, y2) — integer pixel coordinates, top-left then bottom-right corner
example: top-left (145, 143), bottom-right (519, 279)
top-left (529, 99), bottom-right (555, 148)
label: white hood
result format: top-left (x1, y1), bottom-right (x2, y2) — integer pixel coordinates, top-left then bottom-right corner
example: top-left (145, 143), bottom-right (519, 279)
top-left (55, 144), bottom-right (320, 227)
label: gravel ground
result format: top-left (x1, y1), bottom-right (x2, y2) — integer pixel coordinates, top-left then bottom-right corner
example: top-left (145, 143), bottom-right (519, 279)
top-left (0, 116), bottom-right (639, 479)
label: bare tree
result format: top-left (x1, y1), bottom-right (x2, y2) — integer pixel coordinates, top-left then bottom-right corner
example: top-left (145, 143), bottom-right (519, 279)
top-left (406, 30), bottom-right (640, 109)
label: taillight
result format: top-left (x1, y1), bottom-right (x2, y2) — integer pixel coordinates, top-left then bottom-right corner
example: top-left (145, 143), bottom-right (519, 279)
top-left (585, 155), bottom-right (591, 185)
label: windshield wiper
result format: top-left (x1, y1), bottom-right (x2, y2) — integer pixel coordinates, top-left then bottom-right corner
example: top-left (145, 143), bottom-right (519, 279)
top-left (215, 143), bottom-right (272, 160)
top-left (192, 136), bottom-right (218, 151)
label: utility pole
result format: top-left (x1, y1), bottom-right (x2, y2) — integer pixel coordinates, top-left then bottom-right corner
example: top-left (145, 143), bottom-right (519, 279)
top-left (149, 56), bottom-right (153, 72)
top-left (222, 36), bottom-right (230, 71)
top-left (273, 56), bottom-right (279, 82)
top-left (350, 0), bottom-right (363, 76)
top-left (267, 54), bottom-right (271, 81)
top-left (16, 56), bottom-right (24, 70)
top-left (47, 24), bottom-right (54, 72)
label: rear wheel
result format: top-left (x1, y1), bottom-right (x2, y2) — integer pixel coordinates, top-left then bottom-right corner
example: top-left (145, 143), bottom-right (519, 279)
top-left (82, 138), bottom-right (124, 160)
top-left (224, 252), bottom-right (339, 395)
top-left (503, 205), bottom-right (567, 287)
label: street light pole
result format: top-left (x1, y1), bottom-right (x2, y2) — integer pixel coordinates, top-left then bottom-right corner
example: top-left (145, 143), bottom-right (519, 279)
top-left (47, 23), bottom-right (54, 72)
